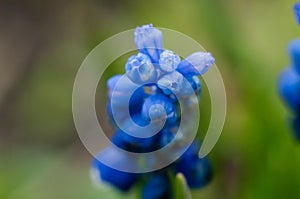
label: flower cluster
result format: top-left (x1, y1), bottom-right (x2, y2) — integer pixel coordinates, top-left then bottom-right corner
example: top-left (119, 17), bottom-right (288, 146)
top-left (278, 2), bottom-right (300, 140)
top-left (91, 24), bottom-right (214, 198)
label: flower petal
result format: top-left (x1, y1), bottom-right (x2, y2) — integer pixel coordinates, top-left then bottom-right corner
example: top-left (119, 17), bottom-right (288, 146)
top-left (177, 52), bottom-right (214, 76)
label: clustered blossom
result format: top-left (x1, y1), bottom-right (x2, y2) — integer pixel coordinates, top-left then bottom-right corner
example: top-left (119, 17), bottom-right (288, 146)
top-left (278, 2), bottom-right (300, 140)
top-left (91, 24), bottom-right (214, 198)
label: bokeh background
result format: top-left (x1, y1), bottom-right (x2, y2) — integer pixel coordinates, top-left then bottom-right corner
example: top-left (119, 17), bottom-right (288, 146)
top-left (1, 0), bottom-right (300, 198)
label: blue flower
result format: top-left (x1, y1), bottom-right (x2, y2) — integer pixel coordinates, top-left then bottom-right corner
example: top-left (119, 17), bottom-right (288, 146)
top-left (125, 53), bottom-right (158, 84)
top-left (288, 39), bottom-right (300, 73)
top-left (179, 156), bottom-right (213, 189)
top-left (142, 174), bottom-right (171, 199)
top-left (92, 24), bottom-right (214, 195)
top-left (91, 147), bottom-right (139, 191)
top-left (159, 50), bottom-right (181, 72)
top-left (294, 2), bottom-right (300, 25)
top-left (157, 71), bottom-right (196, 97)
top-left (142, 93), bottom-right (178, 125)
top-left (174, 142), bottom-right (213, 188)
top-left (177, 52), bottom-right (214, 77)
top-left (278, 3), bottom-right (300, 141)
top-left (134, 24), bottom-right (163, 63)
top-left (278, 67), bottom-right (300, 112)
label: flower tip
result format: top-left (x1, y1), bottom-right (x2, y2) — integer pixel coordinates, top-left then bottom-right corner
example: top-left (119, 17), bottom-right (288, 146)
top-left (205, 52), bottom-right (215, 65)
top-left (294, 2), bottom-right (300, 25)
top-left (137, 24), bottom-right (153, 29)
top-left (134, 24), bottom-right (157, 39)
top-left (177, 52), bottom-right (214, 76)
top-left (134, 24), bottom-right (163, 63)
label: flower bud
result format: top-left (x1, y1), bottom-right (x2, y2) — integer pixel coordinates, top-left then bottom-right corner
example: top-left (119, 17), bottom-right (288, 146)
top-left (125, 53), bottom-right (157, 84)
top-left (134, 24), bottom-right (163, 63)
top-left (177, 52), bottom-right (214, 77)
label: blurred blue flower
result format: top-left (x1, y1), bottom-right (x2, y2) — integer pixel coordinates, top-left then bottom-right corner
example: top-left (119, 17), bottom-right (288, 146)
top-left (92, 24), bottom-right (214, 195)
top-left (91, 147), bottom-right (139, 191)
top-left (178, 156), bottom-right (212, 189)
top-left (278, 67), bottom-right (300, 112)
top-left (294, 2), bottom-right (300, 25)
top-left (278, 4), bottom-right (300, 140)
top-left (134, 24), bottom-right (163, 63)
top-left (177, 52), bottom-right (214, 77)
top-left (142, 174), bottom-right (171, 199)
top-left (174, 142), bottom-right (213, 188)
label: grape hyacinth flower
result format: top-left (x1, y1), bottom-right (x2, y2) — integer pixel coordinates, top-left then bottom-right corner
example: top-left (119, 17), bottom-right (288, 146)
top-left (159, 50), bottom-right (181, 72)
top-left (92, 24), bottom-right (215, 199)
top-left (134, 24), bottom-right (163, 63)
top-left (125, 53), bottom-right (158, 84)
top-left (278, 2), bottom-right (300, 140)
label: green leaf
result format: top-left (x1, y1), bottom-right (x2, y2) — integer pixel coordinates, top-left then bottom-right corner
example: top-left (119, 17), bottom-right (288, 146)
top-left (174, 173), bottom-right (192, 199)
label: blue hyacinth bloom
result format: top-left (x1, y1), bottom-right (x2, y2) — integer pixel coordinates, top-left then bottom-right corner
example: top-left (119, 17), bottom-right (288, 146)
top-left (174, 142), bottom-right (213, 188)
top-left (176, 141), bottom-right (200, 163)
top-left (278, 4), bottom-right (300, 141)
top-left (142, 174), bottom-right (171, 199)
top-left (142, 94), bottom-right (178, 124)
top-left (91, 147), bottom-right (139, 191)
top-left (157, 71), bottom-right (196, 97)
top-left (134, 24), bottom-right (163, 63)
top-left (177, 52), bottom-right (214, 77)
top-left (125, 53), bottom-right (158, 84)
top-left (159, 50), bottom-right (181, 72)
top-left (294, 2), bottom-right (300, 25)
top-left (288, 39), bottom-right (300, 72)
top-left (92, 24), bottom-right (214, 194)
top-left (278, 67), bottom-right (300, 112)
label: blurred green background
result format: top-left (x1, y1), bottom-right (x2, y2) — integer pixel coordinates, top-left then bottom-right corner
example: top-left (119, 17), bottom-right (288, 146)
top-left (1, 0), bottom-right (300, 198)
